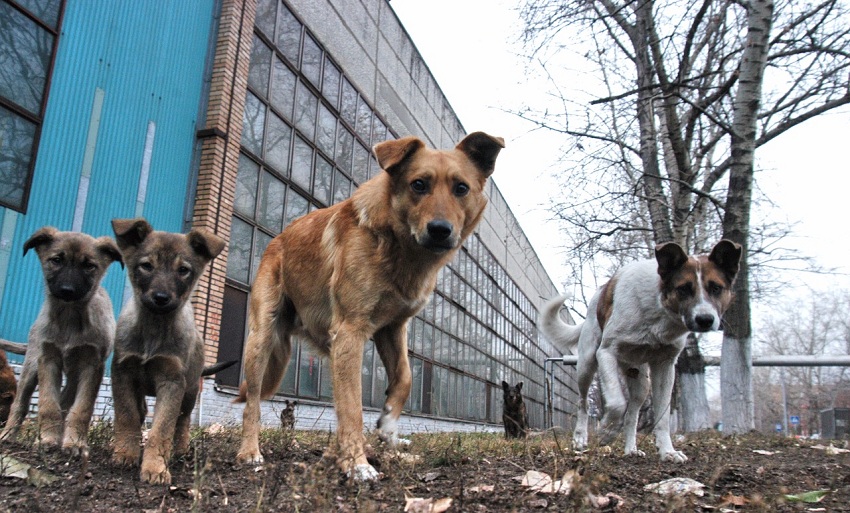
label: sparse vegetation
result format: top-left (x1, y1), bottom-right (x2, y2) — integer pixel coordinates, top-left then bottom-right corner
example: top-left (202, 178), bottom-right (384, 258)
top-left (0, 421), bottom-right (848, 511)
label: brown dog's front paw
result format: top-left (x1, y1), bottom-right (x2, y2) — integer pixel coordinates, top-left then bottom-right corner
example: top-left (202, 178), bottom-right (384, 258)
top-left (141, 462), bottom-right (171, 485)
top-left (62, 438), bottom-right (90, 459)
top-left (112, 449), bottom-right (140, 467)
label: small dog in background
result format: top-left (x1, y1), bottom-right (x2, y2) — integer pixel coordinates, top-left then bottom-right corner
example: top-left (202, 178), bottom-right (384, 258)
top-left (280, 399), bottom-right (298, 431)
top-left (0, 228), bottom-right (122, 455)
top-left (109, 218), bottom-right (225, 485)
top-left (502, 381), bottom-right (528, 439)
top-left (0, 350), bottom-right (17, 427)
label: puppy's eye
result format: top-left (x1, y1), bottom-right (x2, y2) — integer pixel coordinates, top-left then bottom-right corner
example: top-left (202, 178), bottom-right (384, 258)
top-left (48, 256), bottom-right (62, 265)
top-left (410, 179), bottom-right (429, 194)
top-left (454, 182), bottom-right (470, 197)
top-left (707, 282), bottom-right (723, 296)
top-left (85, 262), bottom-right (98, 272)
top-left (139, 262), bottom-right (153, 272)
top-left (178, 266), bottom-right (192, 277)
top-left (676, 283), bottom-right (694, 297)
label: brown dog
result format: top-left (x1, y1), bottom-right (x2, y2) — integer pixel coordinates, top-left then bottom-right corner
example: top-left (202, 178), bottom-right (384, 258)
top-left (235, 132), bottom-right (504, 480)
top-left (0, 228), bottom-right (122, 455)
top-left (502, 381), bottom-right (528, 439)
top-left (0, 350), bottom-right (17, 428)
top-left (110, 218), bottom-right (225, 485)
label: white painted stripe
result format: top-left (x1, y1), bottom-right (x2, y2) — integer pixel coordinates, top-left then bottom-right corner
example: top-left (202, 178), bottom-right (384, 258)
top-left (0, 210), bottom-right (19, 311)
top-left (135, 121), bottom-right (156, 217)
top-left (73, 87), bottom-right (105, 232)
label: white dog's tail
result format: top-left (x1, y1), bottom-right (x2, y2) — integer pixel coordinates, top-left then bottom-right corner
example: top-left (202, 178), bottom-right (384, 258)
top-left (539, 294), bottom-right (583, 354)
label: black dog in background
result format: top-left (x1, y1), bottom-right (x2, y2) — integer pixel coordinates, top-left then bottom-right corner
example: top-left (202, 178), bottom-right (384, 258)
top-left (502, 381), bottom-right (528, 439)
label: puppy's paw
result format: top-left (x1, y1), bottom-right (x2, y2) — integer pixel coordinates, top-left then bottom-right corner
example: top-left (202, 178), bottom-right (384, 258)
top-left (626, 448), bottom-right (646, 457)
top-left (141, 463), bottom-right (172, 485)
top-left (236, 448), bottom-right (264, 466)
top-left (112, 449), bottom-right (140, 467)
top-left (348, 463), bottom-right (382, 482)
top-left (62, 439), bottom-right (90, 459)
top-left (0, 427), bottom-right (17, 442)
top-left (660, 450), bottom-right (688, 463)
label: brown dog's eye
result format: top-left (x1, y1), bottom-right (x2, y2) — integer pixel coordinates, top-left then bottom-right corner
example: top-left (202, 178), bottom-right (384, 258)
top-left (676, 283), bottom-right (694, 298)
top-left (85, 262), bottom-right (98, 272)
top-left (139, 262), bottom-right (153, 272)
top-left (48, 256), bottom-right (62, 265)
top-left (707, 282), bottom-right (723, 296)
top-left (178, 266), bottom-right (192, 278)
top-left (454, 182), bottom-right (470, 197)
top-left (410, 179), bottom-right (429, 194)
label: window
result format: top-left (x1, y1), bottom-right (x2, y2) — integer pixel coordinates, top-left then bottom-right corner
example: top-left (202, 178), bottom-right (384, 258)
top-left (0, 0), bottom-right (63, 212)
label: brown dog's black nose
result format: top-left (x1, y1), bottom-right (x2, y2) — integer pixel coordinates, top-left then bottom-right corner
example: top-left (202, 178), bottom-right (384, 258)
top-left (426, 220), bottom-right (453, 241)
top-left (153, 292), bottom-right (171, 306)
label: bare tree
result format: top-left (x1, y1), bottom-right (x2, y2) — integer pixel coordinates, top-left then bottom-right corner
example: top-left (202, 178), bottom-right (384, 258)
top-left (519, 0), bottom-right (850, 431)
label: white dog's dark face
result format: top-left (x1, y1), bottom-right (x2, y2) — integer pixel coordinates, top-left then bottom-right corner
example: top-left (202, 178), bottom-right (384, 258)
top-left (656, 240), bottom-right (742, 332)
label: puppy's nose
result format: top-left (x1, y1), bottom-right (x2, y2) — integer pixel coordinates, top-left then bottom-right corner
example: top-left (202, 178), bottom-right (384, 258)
top-left (153, 292), bottom-right (171, 306)
top-left (426, 220), bottom-right (453, 241)
top-left (57, 285), bottom-right (77, 300)
top-left (694, 314), bottom-right (715, 330)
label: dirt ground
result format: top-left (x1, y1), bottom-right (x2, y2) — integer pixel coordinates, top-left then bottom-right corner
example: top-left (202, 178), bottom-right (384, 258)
top-left (0, 423), bottom-right (848, 512)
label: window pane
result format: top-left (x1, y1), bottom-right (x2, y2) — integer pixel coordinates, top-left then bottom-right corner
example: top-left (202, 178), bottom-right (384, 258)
top-left (226, 217), bottom-right (253, 283)
top-left (372, 360), bottom-right (387, 408)
top-left (270, 57), bottom-right (296, 120)
top-left (332, 169), bottom-right (350, 204)
top-left (276, 4), bottom-right (301, 65)
top-left (280, 340), bottom-right (299, 395)
top-left (258, 171), bottom-right (285, 232)
top-left (316, 104), bottom-right (336, 157)
top-left (361, 342), bottom-right (374, 406)
top-left (313, 156), bottom-right (332, 206)
top-left (16, 0), bottom-right (62, 28)
top-left (321, 57), bottom-right (340, 107)
top-left (298, 346), bottom-right (320, 398)
top-left (301, 34), bottom-right (321, 87)
top-left (340, 79), bottom-right (357, 127)
top-left (335, 126), bottom-right (353, 174)
top-left (291, 136), bottom-right (312, 190)
top-left (284, 187), bottom-right (308, 227)
top-left (0, 106), bottom-right (36, 210)
top-left (371, 117), bottom-right (387, 146)
top-left (406, 357), bottom-right (423, 412)
top-left (254, 0), bottom-right (276, 38)
top-left (352, 142), bottom-right (369, 185)
top-left (248, 35), bottom-right (271, 97)
top-left (251, 230), bottom-right (273, 283)
top-left (355, 96), bottom-right (372, 142)
top-left (293, 81), bottom-right (317, 140)
top-left (265, 113), bottom-right (291, 176)
top-left (0, 2), bottom-right (53, 113)
top-left (319, 357), bottom-right (333, 401)
top-left (241, 92), bottom-right (265, 156)
top-left (234, 153), bottom-right (259, 218)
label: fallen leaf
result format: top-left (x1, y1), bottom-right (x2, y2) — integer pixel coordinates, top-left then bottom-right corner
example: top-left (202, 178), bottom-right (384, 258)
top-left (418, 471), bottom-right (442, 483)
top-left (528, 498), bottom-right (548, 508)
top-left (588, 492), bottom-right (625, 509)
top-left (644, 477), bottom-right (705, 497)
top-left (0, 455), bottom-right (30, 480)
top-left (784, 490), bottom-right (829, 503)
top-left (811, 444), bottom-right (850, 455)
top-left (404, 496), bottom-right (453, 513)
top-left (752, 449), bottom-right (776, 455)
top-left (467, 484), bottom-right (494, 493)
top-left (720, 493), bottom-right (749, 506)
top-left (517, 469), bottom-right (576, 495)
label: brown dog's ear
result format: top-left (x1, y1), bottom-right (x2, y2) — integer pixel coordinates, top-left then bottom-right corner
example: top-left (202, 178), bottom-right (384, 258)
top-left (708, 239), bottom-right (742, 283)
top-left (655, 242), bottom-right (688, 281)
top-left (23, 227), bottom-right (59, 256)
top-left (455, 132), bottom-right (505, 178)
top-left (187, 229), bottom-right (226, 261)
top-left (112, 218), bottom-right (153, 250)
top-left (373, 136), bottom-right (425, 176)
top-left (95, 236), bottom-right (124, 269)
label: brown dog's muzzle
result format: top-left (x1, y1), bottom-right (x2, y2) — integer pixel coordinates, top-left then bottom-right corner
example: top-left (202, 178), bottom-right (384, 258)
top-left (418, 219), bottom-right (457, 253)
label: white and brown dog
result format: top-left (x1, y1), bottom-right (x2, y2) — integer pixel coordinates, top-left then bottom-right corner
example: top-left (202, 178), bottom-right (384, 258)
top-left (540, 240), bottom-right (741, 462)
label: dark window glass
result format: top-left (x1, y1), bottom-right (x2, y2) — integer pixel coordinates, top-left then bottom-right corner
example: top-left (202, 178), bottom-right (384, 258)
top-left (340, 79), bottom-right (357, 127)
top-left (241, 92), bottom-right (265, 156)
top-left (0, 2), bottom-right (53, 113)
top-left (258, 171), bottom-right (285, 232)
top-left (332, 168), bottom-right (350, 204)
top-left (226, 217), bottom-right (253, 283)
top-left (252, 230), bottom-right (273, 283)
top-left (301, 34), bottom-right (321, 86)
top-left (279, 340), bottom-right (298, 395)
top-left (248, 35), bottom-right (271, 97)
top-left (335, 126), bottom-right (353, 174)
top-left (291, 136), bottom-right (312, 190)
top-left (0, 106), bottom-right (36, 209)
top-left (270, 57), bottom-right (296, 120)
top-left (284, 187), bottom-right (308, 227)
top-left (217, 286), bottom-right (248, 387)
top-left (276, 4), bottom-right (301, 65)
top-left (355, 95), bottom-right (372, 142)
top-left (361, 342), bottom-right (374, 406)
top-left (321, 57), bottom-right (340, 107)
top-left (265, 113), bottom-right (291, 176)
top-left (234, 153), bottom-right (259, 218)
top-left (352, 142), bottom-right (369, 185)
top-left (298, 346), bottom-right (320, 398)
top-left (316, 104), bottom-right (336, 157)
top-left (254, 0), bottom-right (276, 39)
top-left (313, 156), bottom-right (332, 206)
top-left (293, 81), bottom-right (317, 140)
top-left (16, 0), bottom-right (61, 27)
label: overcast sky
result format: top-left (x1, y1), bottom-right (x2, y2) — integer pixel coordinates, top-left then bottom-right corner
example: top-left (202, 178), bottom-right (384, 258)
top-left (390, 0), bottom-right (850, 301)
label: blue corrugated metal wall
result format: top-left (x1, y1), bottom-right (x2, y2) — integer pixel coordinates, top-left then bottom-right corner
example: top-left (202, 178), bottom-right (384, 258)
top-left (0, 0), bottom-right (216, 354)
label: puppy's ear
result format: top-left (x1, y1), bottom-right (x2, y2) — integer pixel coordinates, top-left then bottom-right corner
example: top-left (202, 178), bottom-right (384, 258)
top-left (502, 380), bottom-right (510, 392)
top-left (455, 132), bottom-right (505, 178)
top-left (708, 239), bottom-right (742, 283)
top-left (188, 229), bottom-right (226, 261)
top-left (373, 136), bottom-right (425, 177)
top-left (516, 382), bottom-right (523, 392)
top-left (655, 242), bottom-right (688, 281)
top-left (96, 236), bottom-right (124, 269)
top-left (112, 218), bottom-right (153, 250)
top-left (23, 227), bottom-right (58, 256)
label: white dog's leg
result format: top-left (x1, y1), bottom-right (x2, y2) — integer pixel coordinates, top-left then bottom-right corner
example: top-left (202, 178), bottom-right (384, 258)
top-left (650, 360), bottom-right (687, 463)
top-left (622, 364), bottom-right (649, 456)
top-left (596, 348), bottom-right (626, 445)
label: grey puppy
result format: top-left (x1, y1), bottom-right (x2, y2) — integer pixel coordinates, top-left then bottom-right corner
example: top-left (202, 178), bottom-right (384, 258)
top-left (0, 227), bottom-right (122, 455)
top-left (109, 218), bottom-right (225, 485)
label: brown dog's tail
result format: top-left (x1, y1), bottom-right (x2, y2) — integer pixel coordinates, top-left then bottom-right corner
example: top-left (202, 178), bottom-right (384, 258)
top-left (232, 328), bottom-right (291, 403)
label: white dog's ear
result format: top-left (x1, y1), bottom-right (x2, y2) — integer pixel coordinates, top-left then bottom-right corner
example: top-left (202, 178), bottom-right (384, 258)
top-left (655, 242), bottom-right (688, 280)
top-left (709, 239), bottom-right (742, 283)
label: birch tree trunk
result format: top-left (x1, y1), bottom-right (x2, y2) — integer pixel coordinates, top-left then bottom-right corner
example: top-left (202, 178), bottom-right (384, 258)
top-left (720, 0), bottom-right (774, 433)
top-left (677, 333), bottom-right (711, 431)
